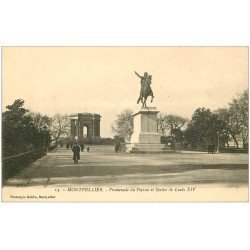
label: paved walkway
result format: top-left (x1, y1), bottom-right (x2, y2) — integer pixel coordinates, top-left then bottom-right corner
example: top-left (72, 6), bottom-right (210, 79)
top-left (5, 146), bottom-right (248, 187)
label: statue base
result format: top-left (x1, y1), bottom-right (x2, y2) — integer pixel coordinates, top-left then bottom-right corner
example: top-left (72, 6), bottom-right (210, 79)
top-left (126, 107), bottom-right (173, 153)
top-left (126, 143), bottom-right (173, 154)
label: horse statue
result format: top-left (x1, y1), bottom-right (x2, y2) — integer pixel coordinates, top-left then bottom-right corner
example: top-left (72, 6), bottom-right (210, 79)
top-left (135, 71), bottom-right (154, 108)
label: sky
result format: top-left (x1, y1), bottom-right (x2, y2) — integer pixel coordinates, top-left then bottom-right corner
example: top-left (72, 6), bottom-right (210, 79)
top-left (2, 47), bottom-right (248, 138)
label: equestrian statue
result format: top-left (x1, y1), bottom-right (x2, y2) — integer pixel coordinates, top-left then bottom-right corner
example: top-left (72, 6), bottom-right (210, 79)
top-left (134, 71), bottom-right (154, 108)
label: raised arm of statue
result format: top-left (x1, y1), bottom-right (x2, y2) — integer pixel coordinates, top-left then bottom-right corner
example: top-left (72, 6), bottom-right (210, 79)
top-left (149, 75), bottom-right (152, 83)
top-left (134, 71), bottom-right (142, 79)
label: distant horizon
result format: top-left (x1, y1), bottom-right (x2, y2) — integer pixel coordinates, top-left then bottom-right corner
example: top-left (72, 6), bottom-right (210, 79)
top-left (2, 47), bottom-right (248, 137)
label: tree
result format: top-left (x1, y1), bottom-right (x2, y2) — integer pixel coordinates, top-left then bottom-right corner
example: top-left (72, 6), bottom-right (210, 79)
top-left (184, 107), bottom-right (227, 149)
top-left (158, 114), bottom-right (188, 148)
top-left (158, 114), bottom-right (187, 137)
top-left (49, 114), bottom-right (70, 145)
top-left (111, 109), bottom-right (134, 141)
top-left (215, 90), bottom-right (248, 148)
top-left (2, 99), bottom-right (50, 157)
top-left (29, 112), bottom-right (52, 146)
top-left (29, 112), bottom-right (51, 130)
top-left (229, 90), bottom-right (248, 147)
top-left (215, 108), bottom-right (240, 148)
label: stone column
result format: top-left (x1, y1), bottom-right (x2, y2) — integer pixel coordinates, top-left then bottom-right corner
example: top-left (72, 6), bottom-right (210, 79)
top-left (92, 116), bottom-right (95, 138)
top-left (86, 125), bottom-right (90, 138)
top-left (79, 125), bottom-right (83, 143)
top-left (95, 119), bottom-right (100, 137)
top-left (70, 119), bottom-right (76, 138)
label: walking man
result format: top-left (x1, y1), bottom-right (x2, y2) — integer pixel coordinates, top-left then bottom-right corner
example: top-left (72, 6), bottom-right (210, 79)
top-left (72, 141), bottom-right (80, 164)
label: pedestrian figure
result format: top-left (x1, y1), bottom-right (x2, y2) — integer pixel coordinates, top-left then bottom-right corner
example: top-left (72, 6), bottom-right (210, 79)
top-left (211, 144), bottom-right (215, 154)
top-left (208, 143), bottom-right (211, 154)
top-left (208, 143), bottom-right (215, 154)
top-left (72, 141), bottom-right (80, 164)
top-left (87, 147), bottom-right (90, 152)
top-left (115, 142), bottom-right (120, 153)
top-left (66, 143), bottom-right (69, 150)
top-left (61, 142), bottom-right (63, 148)
top-left (80, 142), bottom-right (85, 152)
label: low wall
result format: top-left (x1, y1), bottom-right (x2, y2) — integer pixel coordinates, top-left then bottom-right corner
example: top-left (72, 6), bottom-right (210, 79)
top-left (2, 146), bottom-right (56, 183)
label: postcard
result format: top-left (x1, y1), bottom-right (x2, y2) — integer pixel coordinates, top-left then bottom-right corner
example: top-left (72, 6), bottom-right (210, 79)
top-left (1, 47), bottom-right (248, 202)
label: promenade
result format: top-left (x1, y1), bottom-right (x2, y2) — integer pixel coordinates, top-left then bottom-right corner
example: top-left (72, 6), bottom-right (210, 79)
top-left (4, 146), bottom-right (248, 187)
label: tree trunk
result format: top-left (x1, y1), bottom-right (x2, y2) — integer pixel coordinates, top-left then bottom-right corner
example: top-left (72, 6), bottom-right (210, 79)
top-left (231, 134), bottom-right (239, 148)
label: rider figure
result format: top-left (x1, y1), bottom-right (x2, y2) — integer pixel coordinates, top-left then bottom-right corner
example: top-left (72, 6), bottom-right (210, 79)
top-left (134, 71), bottom-right (154, 104)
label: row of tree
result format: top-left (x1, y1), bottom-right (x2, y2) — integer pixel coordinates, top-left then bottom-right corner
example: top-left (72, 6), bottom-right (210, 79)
top-left (2, 99), bottom-right (70, 158)
top-left (112, 90), bottom-right (248, 149)
top-left (2, 89), bottom-right (248, 157)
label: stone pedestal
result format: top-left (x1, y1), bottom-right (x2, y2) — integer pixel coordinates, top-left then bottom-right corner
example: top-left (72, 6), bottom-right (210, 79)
top-left (126, 107), bottom-right (172, 153)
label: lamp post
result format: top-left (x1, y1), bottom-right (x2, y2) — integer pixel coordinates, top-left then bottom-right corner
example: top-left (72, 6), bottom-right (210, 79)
top-left (217, 132), bottom-right (220, 154)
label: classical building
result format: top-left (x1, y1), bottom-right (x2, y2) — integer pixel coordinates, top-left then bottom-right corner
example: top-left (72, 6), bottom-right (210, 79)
top-left (70, 113), bottom-right (101, 141)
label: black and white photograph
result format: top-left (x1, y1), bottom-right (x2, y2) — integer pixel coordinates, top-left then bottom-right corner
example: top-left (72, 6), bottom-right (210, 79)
top-left (1, 46), bottom-right (248, 202)
top-left (1, 1), bottom-right (250, 250)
